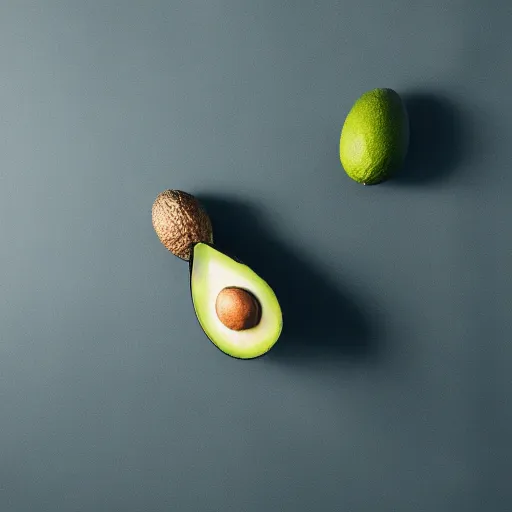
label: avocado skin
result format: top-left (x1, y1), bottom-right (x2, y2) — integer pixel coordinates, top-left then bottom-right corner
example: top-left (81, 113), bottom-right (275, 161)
top-left (340, 88), bottom-right (409, 185)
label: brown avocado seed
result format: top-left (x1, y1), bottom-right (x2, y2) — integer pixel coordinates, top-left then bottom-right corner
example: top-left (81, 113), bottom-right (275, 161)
top-left (151, 189), bottom-right (213, 261)
top-left (215, 287), bottom-right (261, 331)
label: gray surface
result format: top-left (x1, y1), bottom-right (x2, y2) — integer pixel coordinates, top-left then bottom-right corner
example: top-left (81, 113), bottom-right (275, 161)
top-left (0, 1), bottom-right (510, 511)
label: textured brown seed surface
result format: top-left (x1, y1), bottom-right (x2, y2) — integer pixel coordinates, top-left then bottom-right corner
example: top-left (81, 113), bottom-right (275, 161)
top-left (215, 287), bottom-right (261, 331)
top-left (152, 190), bottom-right (213, 261)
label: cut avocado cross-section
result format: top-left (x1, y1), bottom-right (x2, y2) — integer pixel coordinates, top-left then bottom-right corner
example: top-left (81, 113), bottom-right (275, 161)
top-left (189, 242), bottom-right (283, 359)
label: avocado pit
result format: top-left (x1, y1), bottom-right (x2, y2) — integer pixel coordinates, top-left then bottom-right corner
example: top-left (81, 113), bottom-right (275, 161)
top-left (151, 190), bottom-right (213, 261)
top-left (215, 287), bottom-right (261, 331)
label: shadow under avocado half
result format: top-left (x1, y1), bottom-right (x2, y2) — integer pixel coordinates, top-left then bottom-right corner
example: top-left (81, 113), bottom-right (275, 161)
top-left (195, 195), bottom-right (380, 364)
top-left (394, 92), bottom-right (468, 184)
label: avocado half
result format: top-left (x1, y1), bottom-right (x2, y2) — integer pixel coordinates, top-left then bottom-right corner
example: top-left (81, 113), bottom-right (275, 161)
top-left (189, 242), bottom-right (283, 359)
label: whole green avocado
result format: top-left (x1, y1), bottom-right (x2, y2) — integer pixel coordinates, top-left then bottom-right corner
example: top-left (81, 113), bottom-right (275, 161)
top-left (339, 88), bottom-right (409, 185)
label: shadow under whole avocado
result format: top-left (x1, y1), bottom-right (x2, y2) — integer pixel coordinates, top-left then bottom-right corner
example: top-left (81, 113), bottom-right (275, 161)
top-left (195, 194), bottom-right (380, 365)
top-left (394, 91), bottom-right (468, 184)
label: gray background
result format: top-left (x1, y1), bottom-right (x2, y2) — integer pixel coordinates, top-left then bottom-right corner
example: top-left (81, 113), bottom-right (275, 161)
top-left (0, 1), bottom-right (510, 511)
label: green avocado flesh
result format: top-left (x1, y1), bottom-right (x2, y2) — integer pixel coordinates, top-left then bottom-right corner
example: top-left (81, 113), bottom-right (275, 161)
top-left (190, 243), bottom-right (282, 359)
